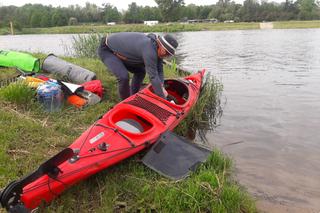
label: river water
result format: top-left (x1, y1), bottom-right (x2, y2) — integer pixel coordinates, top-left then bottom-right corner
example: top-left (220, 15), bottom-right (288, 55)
top-left (1, 29), bottom-right (320, 212)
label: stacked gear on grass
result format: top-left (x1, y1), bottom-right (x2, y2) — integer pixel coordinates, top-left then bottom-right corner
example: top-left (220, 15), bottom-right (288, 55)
top-left (37, 80), bottom-right (64, 112)
top-left (61, 80), bottom-right (103, 108)
top-left (67, 95), bottom-right (87, 108)
top-left (0, 51), bottom-right (103, 111)
top-left (42, 54), bottom-right (96, 84)
top-left (66, 89), bottom-right (102, 108)
top-left (81, 80), bottom-right (103, 98)
top-left (24, 76), bottom-right (46, 88)
top-left (0, 50), bottom-right (40, 72)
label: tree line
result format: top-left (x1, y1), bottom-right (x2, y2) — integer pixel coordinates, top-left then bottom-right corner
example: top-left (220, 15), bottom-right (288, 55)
top-left (0, 0), bottom-right (319, 29)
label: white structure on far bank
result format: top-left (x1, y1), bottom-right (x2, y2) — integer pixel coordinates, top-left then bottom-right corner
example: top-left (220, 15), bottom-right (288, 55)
top-left (260, 22), bottom-right (274, 29)
top-left (144, 20), bottom-right (159, 26)
top-left (107, 22), bottom-right (116, 26)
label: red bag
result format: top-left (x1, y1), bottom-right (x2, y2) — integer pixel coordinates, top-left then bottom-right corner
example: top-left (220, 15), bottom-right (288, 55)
top-left (81, 80), bottom-right (103, 98)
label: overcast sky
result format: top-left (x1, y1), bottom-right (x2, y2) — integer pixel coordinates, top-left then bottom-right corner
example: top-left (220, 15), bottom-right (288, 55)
top-left (0, 0), bottom-right (283, 10)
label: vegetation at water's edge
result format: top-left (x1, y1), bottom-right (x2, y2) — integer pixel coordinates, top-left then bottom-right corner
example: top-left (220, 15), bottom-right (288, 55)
top-left (0, 52), bottom-right (256, 212)
top-left (1, 20), bottom-right (320, 35)
top-left (273, 20), bottom-right (320, 28)
top-left (20, 22), bottom-right (260, 34)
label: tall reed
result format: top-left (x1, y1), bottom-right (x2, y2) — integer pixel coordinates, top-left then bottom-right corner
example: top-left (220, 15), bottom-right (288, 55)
top-left (164, 59), bottom-right (223, 141)
top-left (175, 73), bottom-right (223, 141)
top-left (71, 33), bottom-right (103, 58)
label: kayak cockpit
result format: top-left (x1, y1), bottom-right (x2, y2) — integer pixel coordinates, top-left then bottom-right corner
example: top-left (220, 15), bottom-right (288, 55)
top-left (110, 106), bottom-right (155, 135)
top-left (148, 79), bottom-right (189, 105)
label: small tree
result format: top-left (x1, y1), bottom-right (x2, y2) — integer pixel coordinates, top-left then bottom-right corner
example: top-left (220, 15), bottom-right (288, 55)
top-left (103, 3), bottom-right (121, 23)
top-left (155, 0), bottom-right (185, 22)
top-left (298, 0), bottom-right (318, 19)
top-left (51, 10), bottom-right (68, 26)
top-left (40, 15), bottom-right (52, 27)
top-left (123, 2), bottom-right (143, 23)
top-left (30, 12), bottom-right (41, 27)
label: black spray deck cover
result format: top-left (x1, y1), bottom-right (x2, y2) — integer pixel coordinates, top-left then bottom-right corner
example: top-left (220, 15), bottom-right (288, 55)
top-left (142, 131), bottom-right (211, 180)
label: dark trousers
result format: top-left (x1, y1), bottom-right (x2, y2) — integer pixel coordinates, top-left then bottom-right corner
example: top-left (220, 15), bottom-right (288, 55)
top-left (97, 38), bottom-right (146, 100)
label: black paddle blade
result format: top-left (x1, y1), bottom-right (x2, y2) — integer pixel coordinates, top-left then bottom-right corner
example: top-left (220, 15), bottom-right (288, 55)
top-left (0, 148), bottom-right (74, 211)
top-left (142, 131), bottom-right (211, 180)
top-left (38, 148), bottom-right (74, 175)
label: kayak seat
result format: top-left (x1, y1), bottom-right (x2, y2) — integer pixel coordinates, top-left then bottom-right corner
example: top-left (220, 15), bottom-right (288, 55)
top-left (110, 107), bottom-right (154, 134)
top-left (115, 119), bottom-right (144, 133)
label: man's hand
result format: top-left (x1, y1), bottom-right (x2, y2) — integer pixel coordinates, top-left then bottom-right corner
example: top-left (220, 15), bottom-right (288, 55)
top-left (162, 87), bottom-right (168, 98)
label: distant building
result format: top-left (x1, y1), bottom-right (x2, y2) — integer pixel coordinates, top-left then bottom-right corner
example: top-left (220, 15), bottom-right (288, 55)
top-left (144, 20), bottom-right (159, 26)
top-left (107, 22), bottom-right (116, 26)
top-left (205, 19), bottom-right (218, 23)
top-left (187, 19), bottom-right (218, 24)
top-left (187, 19), bottom-right (201, 23)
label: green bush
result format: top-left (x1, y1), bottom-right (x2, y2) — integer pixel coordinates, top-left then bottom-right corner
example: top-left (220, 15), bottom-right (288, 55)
top-left (0, 81), bottom-right (36, 106)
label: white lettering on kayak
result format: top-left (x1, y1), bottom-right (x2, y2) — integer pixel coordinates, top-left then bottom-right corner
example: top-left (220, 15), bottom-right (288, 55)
top-left (89, 132), bottom-right (105, 144)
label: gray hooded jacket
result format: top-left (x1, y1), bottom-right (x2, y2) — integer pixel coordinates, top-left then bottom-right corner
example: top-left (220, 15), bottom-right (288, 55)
top-left (106, 32), bottom-right (164, 98)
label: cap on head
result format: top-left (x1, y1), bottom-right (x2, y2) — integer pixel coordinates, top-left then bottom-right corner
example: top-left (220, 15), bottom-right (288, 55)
top-left (159, 34), bottom-right (178, 56)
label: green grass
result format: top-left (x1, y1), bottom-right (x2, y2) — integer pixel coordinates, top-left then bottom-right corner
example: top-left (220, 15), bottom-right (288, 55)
top-left (0, 68), bottom-right (17, 80)
top-left (0, 22), bottom-right (259, 35)
top-left (20, 22), bottom-right (260, 34)
top-left (273, 20), bottom-right (320, 29)
top-left (0, 27), bottom-right (10, 35)
top-left (39, 149), bottom-right (256, 212)
top-left (0, 53), bottom-right (256, 212)
top-left (0, 81), bottom-right (36, 106)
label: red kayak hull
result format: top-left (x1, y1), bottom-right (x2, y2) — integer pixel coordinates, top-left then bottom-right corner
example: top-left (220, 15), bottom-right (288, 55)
top-left (20, 70), bottom-right (205, 210)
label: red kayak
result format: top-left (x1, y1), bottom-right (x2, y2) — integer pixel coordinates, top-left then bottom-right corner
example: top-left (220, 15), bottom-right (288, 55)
top-left (0, 70), bottom-right (205, 212)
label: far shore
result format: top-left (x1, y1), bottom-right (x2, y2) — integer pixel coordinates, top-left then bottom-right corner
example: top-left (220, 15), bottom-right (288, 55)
top-left (1, 20), bottom-right (320, 35)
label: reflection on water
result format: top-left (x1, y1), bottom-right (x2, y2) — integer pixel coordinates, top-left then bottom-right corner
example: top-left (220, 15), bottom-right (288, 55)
top-left (177, 29), bottom-right (320, 212)
top-left (0, 34), bottom-right (76, 56)
top-left (1, 29), bottom-right (320, 212)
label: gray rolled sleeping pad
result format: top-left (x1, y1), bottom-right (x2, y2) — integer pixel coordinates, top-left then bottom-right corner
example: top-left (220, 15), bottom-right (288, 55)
top-left (42, 54), bottom-right (96, 84)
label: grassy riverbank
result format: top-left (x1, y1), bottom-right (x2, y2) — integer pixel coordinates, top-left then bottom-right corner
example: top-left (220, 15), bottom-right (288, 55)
top-left (0, 54), bottom-right (256, 212)
top-left (273, 20), bottom-right (320, 29)
top-left (1, 20), bottom-right (319, 35)
top-left (20, 22), bottom-right (259, 34)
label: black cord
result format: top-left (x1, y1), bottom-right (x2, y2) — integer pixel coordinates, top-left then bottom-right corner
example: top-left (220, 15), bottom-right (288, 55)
top-left (78, 120), bottom-right (99, 152)
top-left (95, 123), bottom-right (136, 147)
top-left (47, 172), bottom-right (69, 198)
